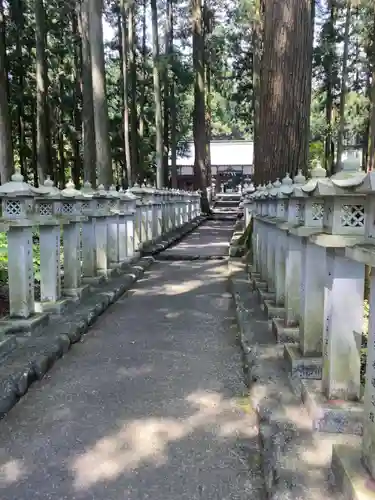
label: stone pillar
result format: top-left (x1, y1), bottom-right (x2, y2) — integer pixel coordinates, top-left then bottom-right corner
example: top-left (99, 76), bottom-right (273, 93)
top-left (8, 225), bottom-right (35, 318)
top-left (126, 212), bottom-right (135, 258)
top-left (322, 250), bottom-right (364, 401)
top-left (118, 213), bottom-right (127, 263)
top-left (284, 235), bottom-right (302, 326)
top-left (95, 217), bottom-right (108, 275)
top-left (107, 214), bottom-right (120, 265)
top-left (134, 203), bottom-right (141, 251)
top-left (266, 224), bottom-right (275, 291)
top-left (39, 224), bottom-right (61, 303)
top-left (141, 203), bottom-right (148, 245)
top-left (362, 266), bottom-right (375, 477)
top-left (274, 232), bottom-right (286, 306)
top-left (82, 218), bottom-right (96, 278)
top-left (147, 202), bottom-right (153, 242)
top-left (63, 221), bottom-right (82, 295)
top-left (299, 240), bottom-right (326, 355)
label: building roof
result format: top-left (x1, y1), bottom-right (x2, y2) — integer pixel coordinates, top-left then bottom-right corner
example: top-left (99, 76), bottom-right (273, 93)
top-left (172, 140), bottom-right (253, 167)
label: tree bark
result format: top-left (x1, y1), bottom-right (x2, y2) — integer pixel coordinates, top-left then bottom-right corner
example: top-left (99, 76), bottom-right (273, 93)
top-left (89, 0), bottom-right (113, 187)
top-left (336, 0), bottom-right (351, 171)
top-left (255, 0), bottom-right (313, 183)
top-left (11, 0), bottom-right (26, 179)
top-left (151, 0), bottom-right (164, 187)
top-left (192, 0), bottom-right (209, 211)
top-left (120, 0), bottom-right (132, 186)
top-left (35, 0), bottom-right (49, 184)
top-left (162, 0), bottom-right (172, 187)
top-left (324, 0), bottom-right (336, 175)
top-left (138, 0), bottom-right (147, 181)
top-left (72, 8), bottom-right (82, 187)
top-left (128, 1), bottom-right (138, 183)
top-left (78, 0), bottom-right (97, 187)
top-left (0, 0), bottom-right (13, 183)
top-left (170, 0), bottom-right (177, 189)
top-left (367, 8), bottom-right (375, 171)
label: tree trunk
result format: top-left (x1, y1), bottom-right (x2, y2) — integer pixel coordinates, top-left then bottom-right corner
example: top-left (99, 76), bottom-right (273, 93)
top-left (35, 0), bottom-right (49, 185)
top-left (128, 1), bottom-right (138, 183)
top-left (72, 9), bottom-right (82, 187)
top-left (58, 75), bottom-right (66, 188)
top-left (192, 0), bottom-right (209, 211)
top-left (89, 0), bottom-right (113, 187)
top-left (11, 0), bottom-right (26, 179)
top-left (78, 0), bottom-right (97, 187)
top-left (204, 2), bottom-right (212, 196)
top-left (150, 0), bottom-right (164, 188)
top-left (0, 0), bottom-right (13, 183)
top-left (324, 0), bottom-right (336, 175)
top-left (251, 0), bottom-right (262, 182)
top-left (170, 0), bottom-right (177, 189)
top-left (162, 0), bottom-right (173, 187)
top-left (367, 8), bottom-right (375, 171)
top-left (255, 0), bottom-right (313, 183)
top-left (336, 0), bottom-right (351, 171)
top-left (120, 0), bottom-right (132, 186)
top-left (138, 0), bottom-right (147, 181)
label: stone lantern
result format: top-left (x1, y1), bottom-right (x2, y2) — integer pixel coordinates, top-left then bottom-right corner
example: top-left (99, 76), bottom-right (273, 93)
top-left (60, 179), bottom-right (87, 297)
top-left (32, 176), bottom-right (67, 311)
top-left (0, 170), bottom-right (36, 318)
top-left (338, 165), bottom-right (375, 478)
top-left (301, 156), bottom-right (366, 415)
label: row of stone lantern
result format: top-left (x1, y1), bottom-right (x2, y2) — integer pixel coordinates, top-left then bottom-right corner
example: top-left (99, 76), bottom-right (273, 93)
top-left (0, 171), bottom-right (201, 321)
top-left (246, 155), bottom-right (375, 494)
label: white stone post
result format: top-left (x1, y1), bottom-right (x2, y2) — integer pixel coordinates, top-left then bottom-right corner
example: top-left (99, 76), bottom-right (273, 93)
top-left (322, 249), bottom-right (364, 400)
top-left (125, 189), bottom-right (138, 258)
top-left (362, 264), bottom-right (375, 477)
top-left (281, 171), bottom-right (307, 326)
top-left (107, 185), bottom-right (121, 268)
top-left (93, 185), bottom-right (110, 277)
top-left (33, 177), bottom-right (65, 308)
top-left (80, 182), bottom-right (98, 280)
top-left (60, 180), bottom-right (86, 296)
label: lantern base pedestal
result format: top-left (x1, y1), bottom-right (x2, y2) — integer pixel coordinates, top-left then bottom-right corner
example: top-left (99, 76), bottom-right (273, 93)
top-left (62, 284), bottom-right (90, 299)
top-left (272, 317), bottom-right (299, 344)
top-left (330, 442), bottom-right (375, 500)
top-left (284, 344), bottom-right (322, 380)
top-left (263, 299), bottom-right (285, 320)
top-left (82, 275), bottom-right (106, 287)
top-left (252, 278), bottom-right (268, 291)
top-left (0, 312), bottom-right (49, 336)
top-left (294, 379), bottom-right (363, 435)
top-left (35, 298), bottom-right (74, 315)
top-left (0, 335), bottom-right (17, 358)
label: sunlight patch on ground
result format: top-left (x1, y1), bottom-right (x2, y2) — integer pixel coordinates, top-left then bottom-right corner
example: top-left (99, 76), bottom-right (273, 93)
top-left (70, 389), bottom-right (258, 491)
top-left (0, 459), bottom-right (27, 485)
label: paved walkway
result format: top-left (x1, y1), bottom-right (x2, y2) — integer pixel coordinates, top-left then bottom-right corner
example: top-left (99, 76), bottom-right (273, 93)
top-left (0, 221), bottom-right (264, 499)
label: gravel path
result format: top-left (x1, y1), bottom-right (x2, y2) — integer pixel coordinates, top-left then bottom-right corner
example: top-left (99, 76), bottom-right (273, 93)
top-left (0, 221), bottom-right (264, 499)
